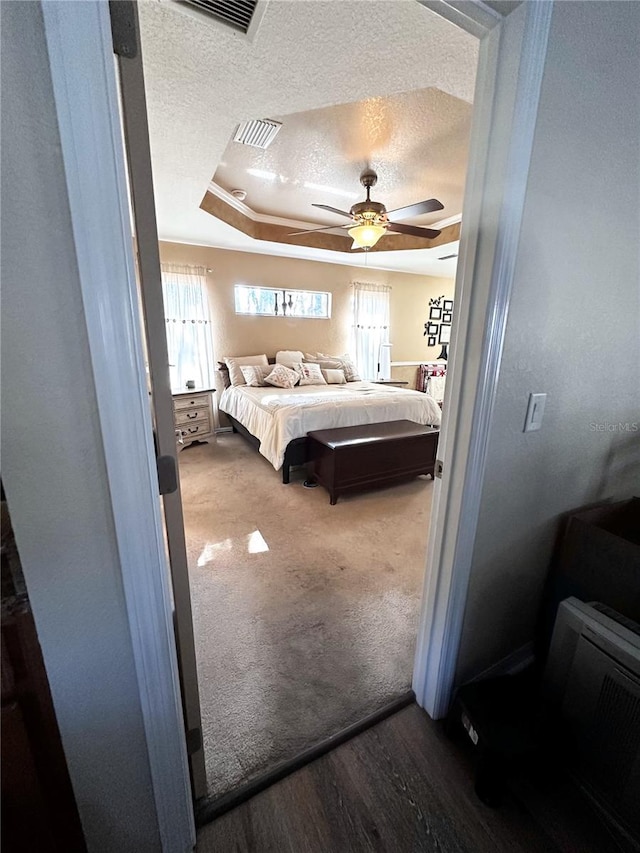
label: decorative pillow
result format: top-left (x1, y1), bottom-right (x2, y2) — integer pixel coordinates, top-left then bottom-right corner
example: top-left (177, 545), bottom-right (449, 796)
top-left (264, 364), bottom-right (300, 389)
top-left (224, 354), bottom-right (269, 386)
top-left (276, 350), bottom-right (304, 368)
top-left (321, 368), bottom-right (346, 384)
top-left (240, 364), bottom-right (273, 387)
top-left (342, 359), bottom-right (360, 382)
top-left (303, 352), bottom-right (342, 370)
top-left (292, 362), bottom-right (326, 386)
top-left (317, 352), bottom-right (361, 381)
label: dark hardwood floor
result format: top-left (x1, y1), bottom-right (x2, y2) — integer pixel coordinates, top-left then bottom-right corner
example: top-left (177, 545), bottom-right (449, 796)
top-left (196, 703), bottom-right (622, 853)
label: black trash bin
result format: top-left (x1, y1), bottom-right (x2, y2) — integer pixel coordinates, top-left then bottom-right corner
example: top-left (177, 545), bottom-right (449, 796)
top-left (447, 668), bottom-right (542, 806)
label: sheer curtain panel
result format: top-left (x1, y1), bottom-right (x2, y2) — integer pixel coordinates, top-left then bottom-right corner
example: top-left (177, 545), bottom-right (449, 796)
top-left (352, 281), bottom-right (391, 380)
top-left (161, 265), bottom-right (215, 391)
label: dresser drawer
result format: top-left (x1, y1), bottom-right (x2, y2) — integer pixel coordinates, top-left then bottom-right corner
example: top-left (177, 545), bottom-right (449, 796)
top-left (176, 419), bottom-right (211, 441)
top-left (175, 407), bottom-right (210, 426)
top-left (174, 394), bottom-right (209, 411)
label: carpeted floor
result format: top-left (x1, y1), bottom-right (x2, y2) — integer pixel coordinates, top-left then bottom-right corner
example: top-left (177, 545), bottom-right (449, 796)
top-left (178, 432), bottom-right (433, 799)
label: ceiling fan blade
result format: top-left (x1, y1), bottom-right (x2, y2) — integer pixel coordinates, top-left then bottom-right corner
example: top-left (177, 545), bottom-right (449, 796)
top-left (289, 224), bottom-right (351, 236)
top-left (387, 222), bottom-right (441, 239)
top-left (387, 198), bottom-right (444, 221)
top-left (311, 203), bottom-right (353, 219)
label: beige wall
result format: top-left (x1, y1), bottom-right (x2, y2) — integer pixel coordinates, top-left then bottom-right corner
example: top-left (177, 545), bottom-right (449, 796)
top-left (390, 274), bottom-right (455, 387)
top-left (391, 275), bottom-right (455, 363)
top-left (159, 241), bottom-right (454, 390)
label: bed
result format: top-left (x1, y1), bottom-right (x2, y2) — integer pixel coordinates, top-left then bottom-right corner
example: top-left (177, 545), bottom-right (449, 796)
top-left (219, 381), bottom-right (442, 483)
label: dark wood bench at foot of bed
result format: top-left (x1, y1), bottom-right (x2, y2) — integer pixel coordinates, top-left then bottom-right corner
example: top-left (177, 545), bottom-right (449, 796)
top-left (307, 420), bottom-right (440, 505)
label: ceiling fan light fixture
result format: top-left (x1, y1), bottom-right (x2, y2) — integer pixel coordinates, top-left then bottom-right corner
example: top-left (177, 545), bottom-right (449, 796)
top-left (304, 169), bottom-right (444, 250)
top-left (348, 223), bottom-right (386, 250)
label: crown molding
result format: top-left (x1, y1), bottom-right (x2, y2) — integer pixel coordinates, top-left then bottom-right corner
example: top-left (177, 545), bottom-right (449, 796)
top-left (201, 184), bottom-right (462, 255)
top-left (431, 213), bottom-right (462, 230)
top-left (207, 179), bottom-right (462, 233)
top-left (207, 181), bottom-right (330, 232)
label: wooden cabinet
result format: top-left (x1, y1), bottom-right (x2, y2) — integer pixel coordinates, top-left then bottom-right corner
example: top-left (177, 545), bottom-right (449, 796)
top-left (172, 390), bottom-right (215, 449)
top-left (308, 420), bottom-right (439, 505)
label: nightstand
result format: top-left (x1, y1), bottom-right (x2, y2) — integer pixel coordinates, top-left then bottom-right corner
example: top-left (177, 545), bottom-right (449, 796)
top-left (172, 387), bottom-right (215, 449)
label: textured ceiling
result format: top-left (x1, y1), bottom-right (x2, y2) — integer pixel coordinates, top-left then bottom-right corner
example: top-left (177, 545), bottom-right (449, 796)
top-left (213, 87), bottom-right (472, 227)
top-left (138, 0), bottom-right (478, 274)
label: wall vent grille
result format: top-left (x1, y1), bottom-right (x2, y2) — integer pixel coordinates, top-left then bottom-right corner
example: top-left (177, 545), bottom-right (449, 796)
top-left (233, 118), bottom-right (282, 149)
top-left (589, 671), bottom-right (640, 797)
top-left (179, 0), bottom-right (259, 34)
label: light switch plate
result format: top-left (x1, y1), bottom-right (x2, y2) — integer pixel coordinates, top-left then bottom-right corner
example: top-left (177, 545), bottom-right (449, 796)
top-left (524, 392), bottom-right (546, 432)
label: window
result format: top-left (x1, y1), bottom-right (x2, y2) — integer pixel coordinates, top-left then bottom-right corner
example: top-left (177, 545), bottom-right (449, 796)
top-left (234, 285), bottom-right (331, 319)
top-left (161, 265), bottom-right (215, 390)
top-left (352, 281), bottom-right (391, 381)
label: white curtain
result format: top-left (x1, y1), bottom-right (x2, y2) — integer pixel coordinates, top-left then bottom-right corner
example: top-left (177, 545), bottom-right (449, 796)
top-left (161, 265), bottom-right (215, 392)
top-left (352, 281), bottom-right (391, 380)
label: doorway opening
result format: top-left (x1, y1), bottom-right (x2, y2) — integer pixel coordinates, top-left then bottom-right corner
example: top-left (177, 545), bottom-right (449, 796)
top-left (127, 0), bottom-right (482, 806)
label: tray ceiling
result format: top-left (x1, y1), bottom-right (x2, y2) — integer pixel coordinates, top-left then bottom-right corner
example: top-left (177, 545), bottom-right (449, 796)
top-left (212, 87), bottom-right (472, 228)
top-left (138, 0), bottom-right (478, 275)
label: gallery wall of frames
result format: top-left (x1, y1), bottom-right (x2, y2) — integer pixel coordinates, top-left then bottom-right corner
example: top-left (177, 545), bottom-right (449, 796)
top-left (424, 294), bottom-right (453, 359)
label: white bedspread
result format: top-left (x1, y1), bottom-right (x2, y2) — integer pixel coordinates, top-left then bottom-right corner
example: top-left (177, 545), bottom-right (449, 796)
top-left (219, 381), bottom-right (442, 470)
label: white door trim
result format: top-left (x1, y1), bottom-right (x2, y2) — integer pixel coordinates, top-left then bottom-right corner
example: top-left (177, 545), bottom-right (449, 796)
top-left (41, 2), bottom-right (195, 849)
top-left (413, 1), bottom-right (554, 718)
top-left (114, 3), bottom-right (208, 800)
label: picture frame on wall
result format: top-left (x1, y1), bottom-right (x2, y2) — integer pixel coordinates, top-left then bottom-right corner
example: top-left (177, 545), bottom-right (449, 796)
top-left (429, 306), bottom-right (442, 321)
top-left (439, 324), bottom-right (451, 344)
top-left (427, 335), bottom-right (437, 347)
top-left (442, 311), bottom-right (452, 324)
top-left (427, 323), bottom-right (439, 335)
top-left (443, 299), bottom-right (454, 311)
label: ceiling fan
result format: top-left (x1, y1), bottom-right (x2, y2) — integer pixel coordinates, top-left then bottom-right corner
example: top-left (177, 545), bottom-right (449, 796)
top-left (290, 169), bottom-right (444, 250)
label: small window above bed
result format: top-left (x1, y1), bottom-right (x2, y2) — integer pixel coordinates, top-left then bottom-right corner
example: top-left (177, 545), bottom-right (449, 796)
top-left (234, 285), bottom-right (331, 319)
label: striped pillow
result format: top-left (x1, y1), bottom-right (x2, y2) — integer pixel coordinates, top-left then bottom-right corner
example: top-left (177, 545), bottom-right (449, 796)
top-left (318, 353), bottom-right (361, 381)
top-left (240, 364), bottom-right (273, 387)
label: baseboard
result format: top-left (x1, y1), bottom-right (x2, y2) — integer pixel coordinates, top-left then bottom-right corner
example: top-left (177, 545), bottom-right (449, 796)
top-left (194, 690), bottom-right (415, 827)
top-left (472, 641), bottom-right (536, 682)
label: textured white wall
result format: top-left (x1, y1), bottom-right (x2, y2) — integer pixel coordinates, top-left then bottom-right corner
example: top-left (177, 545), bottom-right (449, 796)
top-left (0, 3), bottom-right (161, 849)
top-left (455, 1), bottom-right (640, 683)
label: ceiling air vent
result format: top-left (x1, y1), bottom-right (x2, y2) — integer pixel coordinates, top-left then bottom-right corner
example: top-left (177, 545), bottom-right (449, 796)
top-left (177, 0), bottom-right (259, 34)
top-left (233, 118), bottom-right (282, 149)
top-left (439, 253), bottom-right (458, 260)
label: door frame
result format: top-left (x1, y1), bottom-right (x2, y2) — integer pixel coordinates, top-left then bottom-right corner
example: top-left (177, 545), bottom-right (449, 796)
top-left (112, 2), bottom-right (208, 801)
top-left (413, 0), bottom-right (554, 717)
top-left (39, 1), bottom-right (195, 848)
top-left (33, 0), bottom-right (554, 838)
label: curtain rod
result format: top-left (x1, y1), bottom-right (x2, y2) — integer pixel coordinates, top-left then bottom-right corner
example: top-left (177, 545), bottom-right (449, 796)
top-left (351, 280), bottom-right (392, 290)
top-left (160, 263), bottom-right (212, 274)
